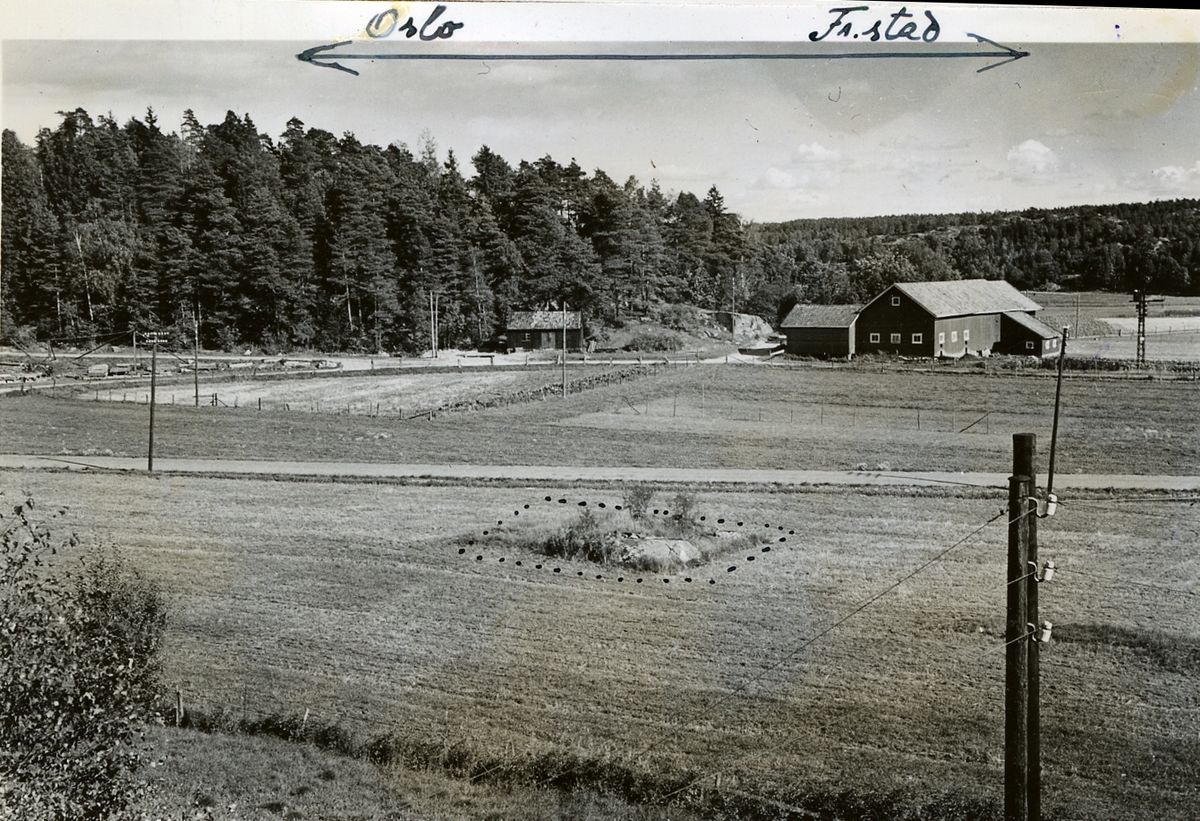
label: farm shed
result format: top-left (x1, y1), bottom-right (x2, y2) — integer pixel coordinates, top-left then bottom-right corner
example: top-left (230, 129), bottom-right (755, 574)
top-left (855, 279), bottom-right (1043, 359)
top-left (779, 304), bottom-right (859, 359)
top-left (995, 311), bottom-right (1062, 357)
top-left (506, 310), bottom-right (584, 351)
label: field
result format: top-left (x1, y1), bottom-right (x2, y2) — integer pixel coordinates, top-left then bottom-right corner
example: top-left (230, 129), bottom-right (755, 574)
top-left (3, 362), bottom-right (1199, 819)
top-left (5, 365), bottom-right (1198, 476)
top-left (1030, 291), bottom-right (1200, 363)
top-left (3, 470), bottom-right (1197, 820)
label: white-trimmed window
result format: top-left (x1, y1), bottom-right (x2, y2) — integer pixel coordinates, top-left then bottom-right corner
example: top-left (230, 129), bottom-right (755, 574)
top-left (951, 331), bottom-right (958, 343)
top-left (869, 333), bottom-right (880, 344)
top-left (963, 329), bottom-right (970, 342)
top-left (891, 296), bottom-right (901, 307)
top-left (890, 333), bottom-right (902, 344)
top-left (1026, 341), bottom-right (1035, 350)
top-left (912, 333), bottom-right (923, 344)
top-left (938, 332), bottom-right (945, 345)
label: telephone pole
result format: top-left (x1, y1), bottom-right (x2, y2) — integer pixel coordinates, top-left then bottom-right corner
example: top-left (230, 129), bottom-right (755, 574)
top-left (1131, 289), bottom-right (1165, 368)
top-left (1007, 433), bottom-right (1045, 821)
top-left (143, 331), bottom-right (167, 472)
top-left (561, 301), bottom-right (568, 398)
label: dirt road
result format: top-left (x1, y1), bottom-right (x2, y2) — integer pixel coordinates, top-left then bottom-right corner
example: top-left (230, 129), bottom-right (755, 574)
top-left (2, 454), bottom-right (1196, 490)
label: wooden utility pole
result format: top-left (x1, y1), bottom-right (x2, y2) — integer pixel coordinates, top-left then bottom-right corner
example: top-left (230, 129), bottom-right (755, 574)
top-left (1007, 433), bottom-right (1041, 821)
top-left (145, 332), bottom-right (166, 472)
top-left (561, 301), bottom-right (568, 398)
top-left (193, 312), bottom-right (200, 408)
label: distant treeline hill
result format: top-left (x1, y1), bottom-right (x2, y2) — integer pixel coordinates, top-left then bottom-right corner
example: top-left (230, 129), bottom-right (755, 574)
top-left (3, 108), bottom-right (1198, 353)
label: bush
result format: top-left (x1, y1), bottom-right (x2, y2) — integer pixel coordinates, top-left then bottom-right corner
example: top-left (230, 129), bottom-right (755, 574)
top-left (543, 510), bottom-right (621, 564)
top-left (1, 499), bottom-right (166, 821)
top-left (626, 331), bottom-right (682, 352)
top-left (623, 484), bottom-right (654, 520)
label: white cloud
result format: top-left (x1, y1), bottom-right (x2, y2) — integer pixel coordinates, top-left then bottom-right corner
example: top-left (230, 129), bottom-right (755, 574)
top-left (794, 141), bottom-right (840, 162)
top-left (1006, 139), bottom-right (1060, 176)
top-left (1151, 161), bottom-right (1200, 190)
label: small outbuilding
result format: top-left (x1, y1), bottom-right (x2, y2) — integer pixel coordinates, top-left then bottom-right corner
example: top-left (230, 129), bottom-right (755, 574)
top-left (779, 304), bottom-right (860, 359)
top-left (506, 309), bottom-right (584, 351)
top-left (996, 311), bottom-right (1062, 358)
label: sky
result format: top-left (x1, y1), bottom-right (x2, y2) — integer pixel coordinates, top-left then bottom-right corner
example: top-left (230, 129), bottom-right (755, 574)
top-left (4, 24), bottom-right (1200, 223)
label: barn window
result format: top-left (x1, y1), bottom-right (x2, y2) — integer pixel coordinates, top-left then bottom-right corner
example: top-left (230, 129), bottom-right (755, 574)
top-left (963, 329), bottom-right (970, 342)
top-left (869, 333), bottom-right (880, 344)
top-left (891, 296), bottom-right (901, 307)
top-left (1026, 341), bottom-right (1035, 350)
top-left (912, 333), bottom-right (923, 344)
top-left (938, 332), bottom-right (945, 345)
top-left (951, 331), bottom-right (958, 343)
top-left (890, 333), bottom-right (901, 344)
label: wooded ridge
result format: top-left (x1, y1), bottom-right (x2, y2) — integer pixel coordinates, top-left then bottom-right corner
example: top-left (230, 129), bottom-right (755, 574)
top-left (3, 108), bottom-right (1198, 353)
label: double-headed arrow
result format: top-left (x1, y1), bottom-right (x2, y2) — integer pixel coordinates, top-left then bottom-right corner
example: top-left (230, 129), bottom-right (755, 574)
top-left (298, 33), bottom-right (1028, 77)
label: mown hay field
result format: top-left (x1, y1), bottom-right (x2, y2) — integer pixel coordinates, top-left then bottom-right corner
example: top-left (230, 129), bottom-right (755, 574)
top-left (7, 365), bottom-right (1198, 475)
top-left (4, 471), bottom-right (1197, 820)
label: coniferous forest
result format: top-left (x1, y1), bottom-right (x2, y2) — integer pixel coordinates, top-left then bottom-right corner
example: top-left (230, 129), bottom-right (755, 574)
top-left (3, 108), bottom-right (1199, 353)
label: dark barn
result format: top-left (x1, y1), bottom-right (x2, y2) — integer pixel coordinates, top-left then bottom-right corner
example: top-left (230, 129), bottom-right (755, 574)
top-left (779, 304), bottom-right (859, 359)
top-left (506, 310), bottom-right (584, 351)
top-left (855, 280), bottom-right (1043, 359)
top-left (996, 311), bottom-right (1062, 357)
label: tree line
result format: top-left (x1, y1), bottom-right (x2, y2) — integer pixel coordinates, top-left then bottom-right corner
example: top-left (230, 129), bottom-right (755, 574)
top-left (3, 108), bottom-right (1198, 353)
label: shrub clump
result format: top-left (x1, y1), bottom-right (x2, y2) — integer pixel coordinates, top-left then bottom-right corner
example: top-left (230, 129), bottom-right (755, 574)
top-left (1, 499), bottom-right (167, 821)
top-left (542, 510), bottom-right (621, 564)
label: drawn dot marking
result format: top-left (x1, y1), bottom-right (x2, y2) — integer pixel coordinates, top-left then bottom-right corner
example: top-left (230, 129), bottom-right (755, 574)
top-left (684, 577), bottom-right (693, 582)
top-left (718, 518), bottom-right (725, 524)
top-left (578, 501), bottom-right (587, 506)
top-left (598, 503), bottom-right (606, 508)
top-left (524, 504), bottom-right (530, 509)
top-left (728, 566), bottom-right (737, 572)
top-left (536, 564), bottom-right (543, 569)
top-left (499, 557), bottom-right (505, 562)
top-left (762, 546), bottom-right (771, 552)
top-left (618, 577), bottom-right (624, 582)
top-left (779, 537), bottom-right (786, 542)
top-left (554, 568), bottom-right (561, 573)
top-left (558, 498), bottom-right (567, 504)
top-left (637, 578), bottom-right (644, 583)
top-left (663, 578), bottom-right (670, 584)
top-left (476, 556), bottom-right (483, 561)
top-left (516, 561), bottom-right (523, 566)
top-left (458, 548), bottom-right (466, 554)
top-left (545, 496), bottom-right (552, 501)
top-left (615, 505), bottom-right (623, 510)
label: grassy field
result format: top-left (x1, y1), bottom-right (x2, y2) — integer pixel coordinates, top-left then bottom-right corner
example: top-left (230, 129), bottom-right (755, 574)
top-left (5, 365), bottom-right (1198, 475)
top-left (3, 471), bottom-right (1197, 820)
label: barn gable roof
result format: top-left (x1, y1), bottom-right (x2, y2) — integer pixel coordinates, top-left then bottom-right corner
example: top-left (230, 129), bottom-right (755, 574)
top-left (507, 310), bottom-right (582, 331)
top-left (1002, 311), bottom-right (1059, 339)
top-left (780, 304), bottom-right (860, 328)
top-left (866, 279), bottom-right (1041, 318)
